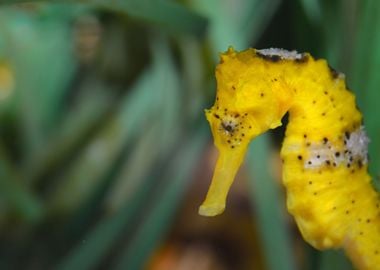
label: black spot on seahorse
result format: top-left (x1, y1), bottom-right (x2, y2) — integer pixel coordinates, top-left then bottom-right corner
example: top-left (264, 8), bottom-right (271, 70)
top-left (328, 64), bottom-right (340, 79)
top-left (256, 52), bottom-right (281, 62)
top-left (295, 53), bottom-right (309, 63)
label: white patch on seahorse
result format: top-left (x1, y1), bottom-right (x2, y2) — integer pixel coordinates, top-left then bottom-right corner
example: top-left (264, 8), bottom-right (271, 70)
top-left (345, 126), bottom-right (369, 164)
top-left (256, 48), bottom-right (304, 60)
top-left (304, 126), bottom-right (369, 169)
top-left (305, 143), bottom-right (342, 169)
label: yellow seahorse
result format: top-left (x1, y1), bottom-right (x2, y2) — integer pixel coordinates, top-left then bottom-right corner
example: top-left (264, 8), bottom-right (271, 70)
top-left (199, 47), bottom-right (380, 269)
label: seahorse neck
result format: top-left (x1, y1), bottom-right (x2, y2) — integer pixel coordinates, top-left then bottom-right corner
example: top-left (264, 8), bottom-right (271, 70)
top-left (279, 60), bottom-right (356, 132)
top-left (279, 60), bottom-right (368, 172)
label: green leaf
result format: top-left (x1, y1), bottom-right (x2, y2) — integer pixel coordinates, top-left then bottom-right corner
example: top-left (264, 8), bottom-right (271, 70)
top-left (319, 250), bottom-right (353, 270)
top-left (247, 134), bottom-right (296, 270)
top-left (0, 8), bottom-right (75, 160)
top-left (112, 127), bottom-right (207, 270)
top-left (190, 0), bottom-right (281, 53)
top-left (25, 90), bottom-right (114, 183)
top-left (0, 144), bottom-right (44, 223)
top-left (0, 0), bottom-right (208, 37)
top-left (47, 62), bottom-right (165, 214)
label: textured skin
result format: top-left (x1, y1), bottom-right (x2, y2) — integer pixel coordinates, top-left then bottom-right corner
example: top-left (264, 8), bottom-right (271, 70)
top-left (200, 47), bottom-right (380, 270)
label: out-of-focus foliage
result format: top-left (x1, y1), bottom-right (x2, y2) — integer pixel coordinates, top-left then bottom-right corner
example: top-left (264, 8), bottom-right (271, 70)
top-left (0, 1), bottom-right (379, 270)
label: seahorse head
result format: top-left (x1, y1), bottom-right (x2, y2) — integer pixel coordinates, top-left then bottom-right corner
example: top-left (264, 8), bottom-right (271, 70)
top-left (200, 47), bottom-right (295, 216)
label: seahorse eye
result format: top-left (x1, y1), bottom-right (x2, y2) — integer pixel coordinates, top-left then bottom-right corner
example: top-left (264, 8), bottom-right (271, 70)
top-left (221, 120), bottom-right (236, 134)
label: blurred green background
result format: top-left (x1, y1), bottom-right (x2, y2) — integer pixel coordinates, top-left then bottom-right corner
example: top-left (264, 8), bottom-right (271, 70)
top-left (0, 0), bottom-right (379, 269)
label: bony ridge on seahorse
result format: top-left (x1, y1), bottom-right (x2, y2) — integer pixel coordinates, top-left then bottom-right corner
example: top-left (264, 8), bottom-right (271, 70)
top-left (199, 47), bottom-right (380, 270)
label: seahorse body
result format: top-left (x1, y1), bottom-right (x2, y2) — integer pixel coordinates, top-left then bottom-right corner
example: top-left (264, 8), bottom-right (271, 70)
top-left (200, 47), bottom-right (380, 269)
